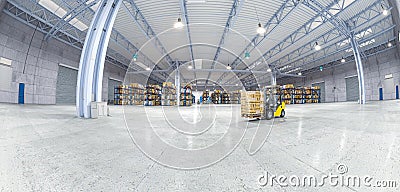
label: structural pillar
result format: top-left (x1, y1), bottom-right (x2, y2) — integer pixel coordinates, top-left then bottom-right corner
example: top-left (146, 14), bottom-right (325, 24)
top-left (175, 62), bottom-right (181, 106)
top-left (349, 31), bottom-right (366, 104)
top-left (76, 0), bottom-right (122, 118)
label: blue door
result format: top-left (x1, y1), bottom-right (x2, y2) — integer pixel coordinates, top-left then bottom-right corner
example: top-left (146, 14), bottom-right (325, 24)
top-left (18, 83), bottom-right (25, 104)
top-left (379, 88), bottom-right (383, 101)
top-left (396, 85), bottom-right (399, 99)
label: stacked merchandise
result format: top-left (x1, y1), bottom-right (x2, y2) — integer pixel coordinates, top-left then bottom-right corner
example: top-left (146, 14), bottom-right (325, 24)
top-left (114, 85), bottom-right (129, 105)
top-left (279, 84), bottom-right (321, 104)
top-left (229, 90), bottom-right (241, 104)
top-left (144, 84), bottom-right (161, 106)
top-left (312, 86), bottom-right (321, 103)
top-left (293, 88), bottom-right (304, 104)
top-left (202, 90), bottom-right (210, 104)
top-left (211, 90), bottom-right (222, 104)
top-left (281, 84), bottom-right (294, 105)
top-left (180, 84), bottom-right (193, 106)
top-left (303, 87), bottom-right (313, 103)
top-left (130, 83), bottom-right (145, 105)
top-left (161, 82), bottom-right (176, 106)
top-left (221, 91), bottom-right (230, 104)
top-left (240, 91), bottom-right (264, 118)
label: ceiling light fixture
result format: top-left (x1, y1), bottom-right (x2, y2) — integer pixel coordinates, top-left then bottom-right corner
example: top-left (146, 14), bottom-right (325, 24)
top-left (174, 17), bottom-right (184, 29)
top-left (341, 57), bottom-right (346, 63)
top-left (381, 4), bottom-right (389, 16)
top-left (314, 42), bottom-right (322, 51)
top-left (133, 53), bottom-right (138, 61)
top-left (388, 41), bottom-right (393, 47)
top-left (257, 23), bottom-right (266, 35)
top-left (188, 64), bottom-right (193, 69)
top-left (145, 66), bottom-right (151, 71)
top-left (267, 68), bottom-right (272, 72)
top-left (226, 64), bottom-right (232, 70)
top-left (298, 72), bottom-right (302, 76)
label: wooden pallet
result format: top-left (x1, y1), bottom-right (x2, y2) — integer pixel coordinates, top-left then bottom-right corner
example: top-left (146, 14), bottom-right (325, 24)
top-left (241, 113), bottom-right (262, 119)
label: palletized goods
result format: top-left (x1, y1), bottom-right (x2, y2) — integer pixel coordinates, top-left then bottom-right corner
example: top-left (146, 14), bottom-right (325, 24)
top-left (240, 91), bottom-right (264, 118)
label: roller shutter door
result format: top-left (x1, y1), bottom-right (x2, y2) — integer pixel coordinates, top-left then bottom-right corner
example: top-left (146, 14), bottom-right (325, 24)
top-left (108, 79), bottom-right (122, 104)
top-left (312, 82), bottom-right (325, 103)
top-left (56, 66), bottom-right (78, 104)
top-left (345, 76), bottom-right (359, 101)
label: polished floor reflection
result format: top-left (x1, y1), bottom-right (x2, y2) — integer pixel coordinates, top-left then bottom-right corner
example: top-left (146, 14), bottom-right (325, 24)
top-left (0, 101), bottom-right (399, 191)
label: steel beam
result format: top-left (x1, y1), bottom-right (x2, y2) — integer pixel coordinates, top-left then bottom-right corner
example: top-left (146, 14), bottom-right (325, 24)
top-left (123, 0), bottom-right (174, 68)
top-left (44, 0), bottom-right (99, 40)
top-left (77, 0), bottom-right (122, 118)
top-left (205, 0), bottom-right (244, 87)
top-left (217, 0), bottom-right (301, 85)
top-left (180, 0), bottom-right (197, 84)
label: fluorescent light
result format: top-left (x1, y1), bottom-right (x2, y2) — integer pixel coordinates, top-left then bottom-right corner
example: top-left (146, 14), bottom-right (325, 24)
top-left (0, 57), bottom-right (12, 66)
top-left (145, 67), bottom-right (151, 71)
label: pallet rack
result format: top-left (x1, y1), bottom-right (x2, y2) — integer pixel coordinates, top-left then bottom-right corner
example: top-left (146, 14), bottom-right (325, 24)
top-left (114, 85), bottom-right (130, 105)
top-left (161, 82), bottom-right (176, 106)
top-left (180, 84), bottom-right (193, 106)
top-left (221, 91), bottom-right (230, 104)
top-left (145, 85), bottom-right (161, 106)
top-left (280, 84), bottom-right (320, 104)
top-left (211, 90), bottom-right (222, 104)
top-left (229, 91), bottom-right (241, 104)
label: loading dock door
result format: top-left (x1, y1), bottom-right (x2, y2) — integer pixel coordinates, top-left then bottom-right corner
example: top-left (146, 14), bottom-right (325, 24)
top-left (108, 79), bottom-right (122, 104)
top-left (56, 66), bottom-right (78, 104)
top-left (312, 82), bottom-right (325, 103)
top-left (345, 76), bottom-right (359, 102)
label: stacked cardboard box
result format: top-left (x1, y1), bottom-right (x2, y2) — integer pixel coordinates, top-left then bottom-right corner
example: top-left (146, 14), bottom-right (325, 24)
top-left (202, 90), bottom-right (210, 104)
top-left (145, 85), bottom-right (161, 106)
top-left (130, 83), bottom-right (145, 105)
top-left (180, 84), bottom-right (192, 106)
top-left (240, 91), bottom-right (264, 118)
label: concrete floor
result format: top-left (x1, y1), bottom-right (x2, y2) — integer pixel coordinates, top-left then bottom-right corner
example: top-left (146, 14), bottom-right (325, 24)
top-left (0, 101), bottom-right (399, 191)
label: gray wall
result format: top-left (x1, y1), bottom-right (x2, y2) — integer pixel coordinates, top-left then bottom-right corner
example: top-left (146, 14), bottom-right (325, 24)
top-left (0, 13), bottom-right (125, 104)
top-left (278, 48), bottom-right (400, 102)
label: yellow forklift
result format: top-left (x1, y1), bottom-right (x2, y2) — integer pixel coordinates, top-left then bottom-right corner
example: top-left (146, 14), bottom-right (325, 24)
top-left (261, 85), bottom-right (286, 120)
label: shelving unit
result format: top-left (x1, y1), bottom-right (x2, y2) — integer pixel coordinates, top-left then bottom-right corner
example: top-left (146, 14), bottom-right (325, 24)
top-left (114, 85), bottom-right (129, 105)
top-left (180, 84), bottom-right (192, 106)
top-left (229, 90), bottom-right (241, 104)
top-left (161, 82), bottom-right (176, 106)
top-left (221, 91), bottom-right (230, 104)
top-left (145, 85), bottom-right (161, 106)
top-left (130, 83), bottom-right (145, 105)
top-left (202, 90), bottom-right (210, 104)
top-left (280, 84), bottom-right (320, 104)
top-left (211, 90), bottom-right (222, 104)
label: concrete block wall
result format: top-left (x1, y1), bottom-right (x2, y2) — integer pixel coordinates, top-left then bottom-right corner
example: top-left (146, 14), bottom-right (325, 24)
top-left (278, 48), bottom-right (400, 102)
top-left (0, 14), bottom-right (125, 104)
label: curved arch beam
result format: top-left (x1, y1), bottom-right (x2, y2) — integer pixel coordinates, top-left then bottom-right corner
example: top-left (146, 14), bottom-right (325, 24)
top-left (76, 0), bottom-right (122, 118)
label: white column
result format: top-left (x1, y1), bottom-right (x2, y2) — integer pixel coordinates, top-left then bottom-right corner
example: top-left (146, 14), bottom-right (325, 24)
top-left (76, 0), bottom-right (122, 118)
top-left (349, 32), bottom-right (366, 104)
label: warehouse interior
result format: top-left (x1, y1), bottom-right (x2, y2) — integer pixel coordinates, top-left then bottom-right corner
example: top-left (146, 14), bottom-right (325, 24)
top-left (0, 0), bottom-right (400, 191)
